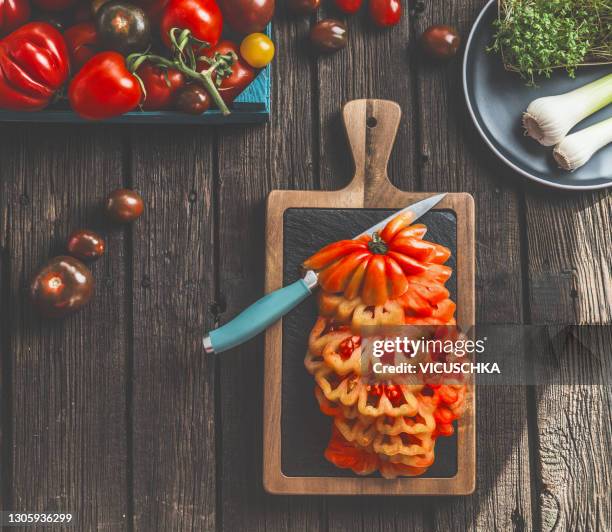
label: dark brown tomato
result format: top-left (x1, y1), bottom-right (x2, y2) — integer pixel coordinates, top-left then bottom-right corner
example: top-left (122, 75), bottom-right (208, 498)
top-left (96, 1), bottom-right (151, 54)
top-left (67, 229), bottom-right (106, 261)
top-left (288, 0), bottom-right (319, 15)
top-left (176, 85), bottom-right (211, 114)
top-left (219, 0), bottom-right (274, 34)
top-left (105, 188), bottom-right (145, 223)
top-left (30, 256), bottom-right (94, 318)
top-left (420, 25), bottom-right (460, 60)
top-left (309, 19), bottom-right (347, 53)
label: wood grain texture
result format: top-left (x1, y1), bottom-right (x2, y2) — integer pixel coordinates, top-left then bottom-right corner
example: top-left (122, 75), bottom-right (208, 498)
top-left (0, 124), bottom-right (129, 530)
top-left (263, 100), bottom-right (476, 495)
top-left (130, 128), bottom-right (216, 532)
top-left (524, 190), bottom-right (612, 532)
top-left (413, 0), bottom-right (533, 529)
top-left (216, 5), bottom-right (324, 531)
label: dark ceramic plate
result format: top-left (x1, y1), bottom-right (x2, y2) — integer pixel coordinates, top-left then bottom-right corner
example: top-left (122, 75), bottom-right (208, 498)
top-left (463, 0), bottom-right (612, 190)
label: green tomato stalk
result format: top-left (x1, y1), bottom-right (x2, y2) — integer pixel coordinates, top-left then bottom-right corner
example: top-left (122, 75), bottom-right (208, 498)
top-left (127, 28), bottom-right (234, 116)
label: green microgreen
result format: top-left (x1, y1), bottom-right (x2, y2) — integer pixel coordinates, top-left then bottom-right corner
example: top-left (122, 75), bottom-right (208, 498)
top-left (488, 0), bottom-right (612, 85)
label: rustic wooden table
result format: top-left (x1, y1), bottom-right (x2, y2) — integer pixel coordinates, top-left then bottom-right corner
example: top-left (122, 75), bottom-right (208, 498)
top-left (0, 1), bottom-right (610, 531)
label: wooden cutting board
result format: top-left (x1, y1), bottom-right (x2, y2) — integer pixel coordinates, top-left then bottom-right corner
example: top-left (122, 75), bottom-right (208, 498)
top-left (263, 99), bottom-right (475, 495)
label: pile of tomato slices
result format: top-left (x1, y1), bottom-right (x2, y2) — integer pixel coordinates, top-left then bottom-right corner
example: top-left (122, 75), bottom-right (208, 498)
top-left (303, 212), bottom-right (470, 479)
top-left (0, 0), bottom-right (275, 119)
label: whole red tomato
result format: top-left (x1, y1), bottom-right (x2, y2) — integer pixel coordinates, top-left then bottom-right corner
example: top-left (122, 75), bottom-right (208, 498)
top-left (160, 0), bottom-right (222, 49)
top-left (0, 0), bottom-right (31, 37)
top-left (134, 0), bottom-right (168, 26)
top-left (334, 0), bottom-right (361, 14)
top-left (64, 23), bottom-right (98, 70)
top-left (219, 0), bottom-right (273, 34)
top-left (0, 22), bottom-right (69, 111)
top-left (200, 40), bottom-right (254, 105)
top-left (32, 0), bottom-right (77, 11)
top-left (368, 0), bottom-right (401, 27)
top-left (69, 51), bottom-right (142, 119)
top-left (137, 63), bottom-right (185, 110)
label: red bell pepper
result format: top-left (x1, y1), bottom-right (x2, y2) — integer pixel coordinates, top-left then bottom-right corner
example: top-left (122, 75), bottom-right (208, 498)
top-left (0, 22), bottom-right (69, 111)
top-left (0, 0), bottom-right (31, 37)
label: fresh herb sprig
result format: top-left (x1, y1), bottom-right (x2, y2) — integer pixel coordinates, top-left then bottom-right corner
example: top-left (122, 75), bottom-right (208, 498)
top-left (489, 0), bottom-right (612, 85)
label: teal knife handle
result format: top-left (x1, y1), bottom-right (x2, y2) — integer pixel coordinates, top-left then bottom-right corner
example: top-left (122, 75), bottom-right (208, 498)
top-left (205, 272), bottom-right (317, 354)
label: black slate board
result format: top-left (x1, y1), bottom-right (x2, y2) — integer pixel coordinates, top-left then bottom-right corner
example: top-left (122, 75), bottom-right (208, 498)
top-left (281, 208), bottom-right (458, 478)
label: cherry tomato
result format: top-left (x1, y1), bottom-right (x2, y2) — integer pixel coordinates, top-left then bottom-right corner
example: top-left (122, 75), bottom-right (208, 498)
top-left (64, 23), bottom-right (99, 70)
top-left (420, 25), bottom-right (460, 60)
top-left (137, 63), bottom-right (185, 110)
top-left (368, 0), bottom-right (401, 27)
top-left (30, 256), bottom-right (94, 318)
top-left (176, 84), bottom-right (210, 114)
top-left (240, 32), bottom-right (274, 69)
top-left (67, 229), bottom-right (105, 261)
top-left (160, 0), bottom-right (222, 49)
top-left (219, 0), bottom-right (274, 35)
top-left (69, 52), bottom-right (143, 120)
top-left (309, 19), bottom-right (347, 53)
top-left (32, 0), bottom-right (77, 11)
top-left (96, 1), bottom-right (151, 54)
top-left (334, 0), bottom-right (361, 14)
top-left (0, 0), bottom-right (31, 37)
top-left (200, 40), bottom-right (254, 105)
top-left (105, 188), bottom-right (144, 222)
top-left (288, 0), bottom-right (318, 15)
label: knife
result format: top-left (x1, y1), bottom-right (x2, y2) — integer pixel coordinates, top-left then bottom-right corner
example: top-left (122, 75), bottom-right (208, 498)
top-left (203, 193), bottom-right (447, 354)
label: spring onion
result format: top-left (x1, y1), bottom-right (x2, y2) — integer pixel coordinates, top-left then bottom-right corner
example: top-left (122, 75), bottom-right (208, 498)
top-left (522, 73), bottom-right (612, 146)
top-left (553, 117), bottom-right (612, 171)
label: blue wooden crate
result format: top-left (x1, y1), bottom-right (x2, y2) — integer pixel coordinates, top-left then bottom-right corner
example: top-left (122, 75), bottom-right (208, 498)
top-left (0, 26), bottom-right (271, 125)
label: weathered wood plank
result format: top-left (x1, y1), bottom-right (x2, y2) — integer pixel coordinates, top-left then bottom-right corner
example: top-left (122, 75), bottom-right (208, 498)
top-left (525, 190), bottom-right (611, 531)
top-left (317, 6), bottom-right (419, 194)
top-left (414, 0), bottom-right (533, 529)
top-left (216, 5), bottom-right (323, 531)
top-left (130, 127), bottom-right (216, 531)
top-left (314, 5), bottom-right (426, 529)
top-left (0, 124), bottom-right (128, 530)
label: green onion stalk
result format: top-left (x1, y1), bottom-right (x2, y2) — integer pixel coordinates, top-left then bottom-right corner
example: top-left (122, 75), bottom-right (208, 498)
top-left (127, 28), bottom-right (235, 116)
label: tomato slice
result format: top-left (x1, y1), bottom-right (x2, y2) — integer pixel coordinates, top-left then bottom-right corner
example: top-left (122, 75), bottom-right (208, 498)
top-left (344, 257), bottom-right (370, 300)
top-left (386, 251), bottom-right (427, 275)
top-left (390, 236), bottom-right (438, 261)
top-left (379, 211), bottom-right (414, 242)
top-left (303, 240), bottom-right (367, 270)
top-left (385, 256), bottom-right (409, 299)
top-left (318, 251), bottom-right (371, 293)
top-left (362, 255), bottom-right (388, 305)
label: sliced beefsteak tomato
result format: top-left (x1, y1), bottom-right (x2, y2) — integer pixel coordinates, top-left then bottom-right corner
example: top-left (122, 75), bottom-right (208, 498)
top-left (0, 0), bottom-right (31, 37)
top-left (160, 0), bottom-right (222, 49)
top-left (68, 51), bottom-right (142, 120)
top-left (302, 213), bottom-right (452, 307)
top-left (0, 22), bottom-right (69, 111)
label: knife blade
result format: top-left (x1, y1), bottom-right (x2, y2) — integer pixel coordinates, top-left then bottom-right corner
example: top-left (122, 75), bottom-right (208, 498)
top-left (203, 193), bottom-right (447, 354)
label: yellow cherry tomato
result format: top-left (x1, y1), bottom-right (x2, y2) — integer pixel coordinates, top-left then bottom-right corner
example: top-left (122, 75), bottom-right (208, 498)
top-left (240, 33), bottom-right (275, 69)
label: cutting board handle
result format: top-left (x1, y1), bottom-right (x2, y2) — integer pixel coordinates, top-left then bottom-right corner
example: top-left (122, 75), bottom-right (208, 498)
top-left (342, 99), bottom-right (404, 204)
